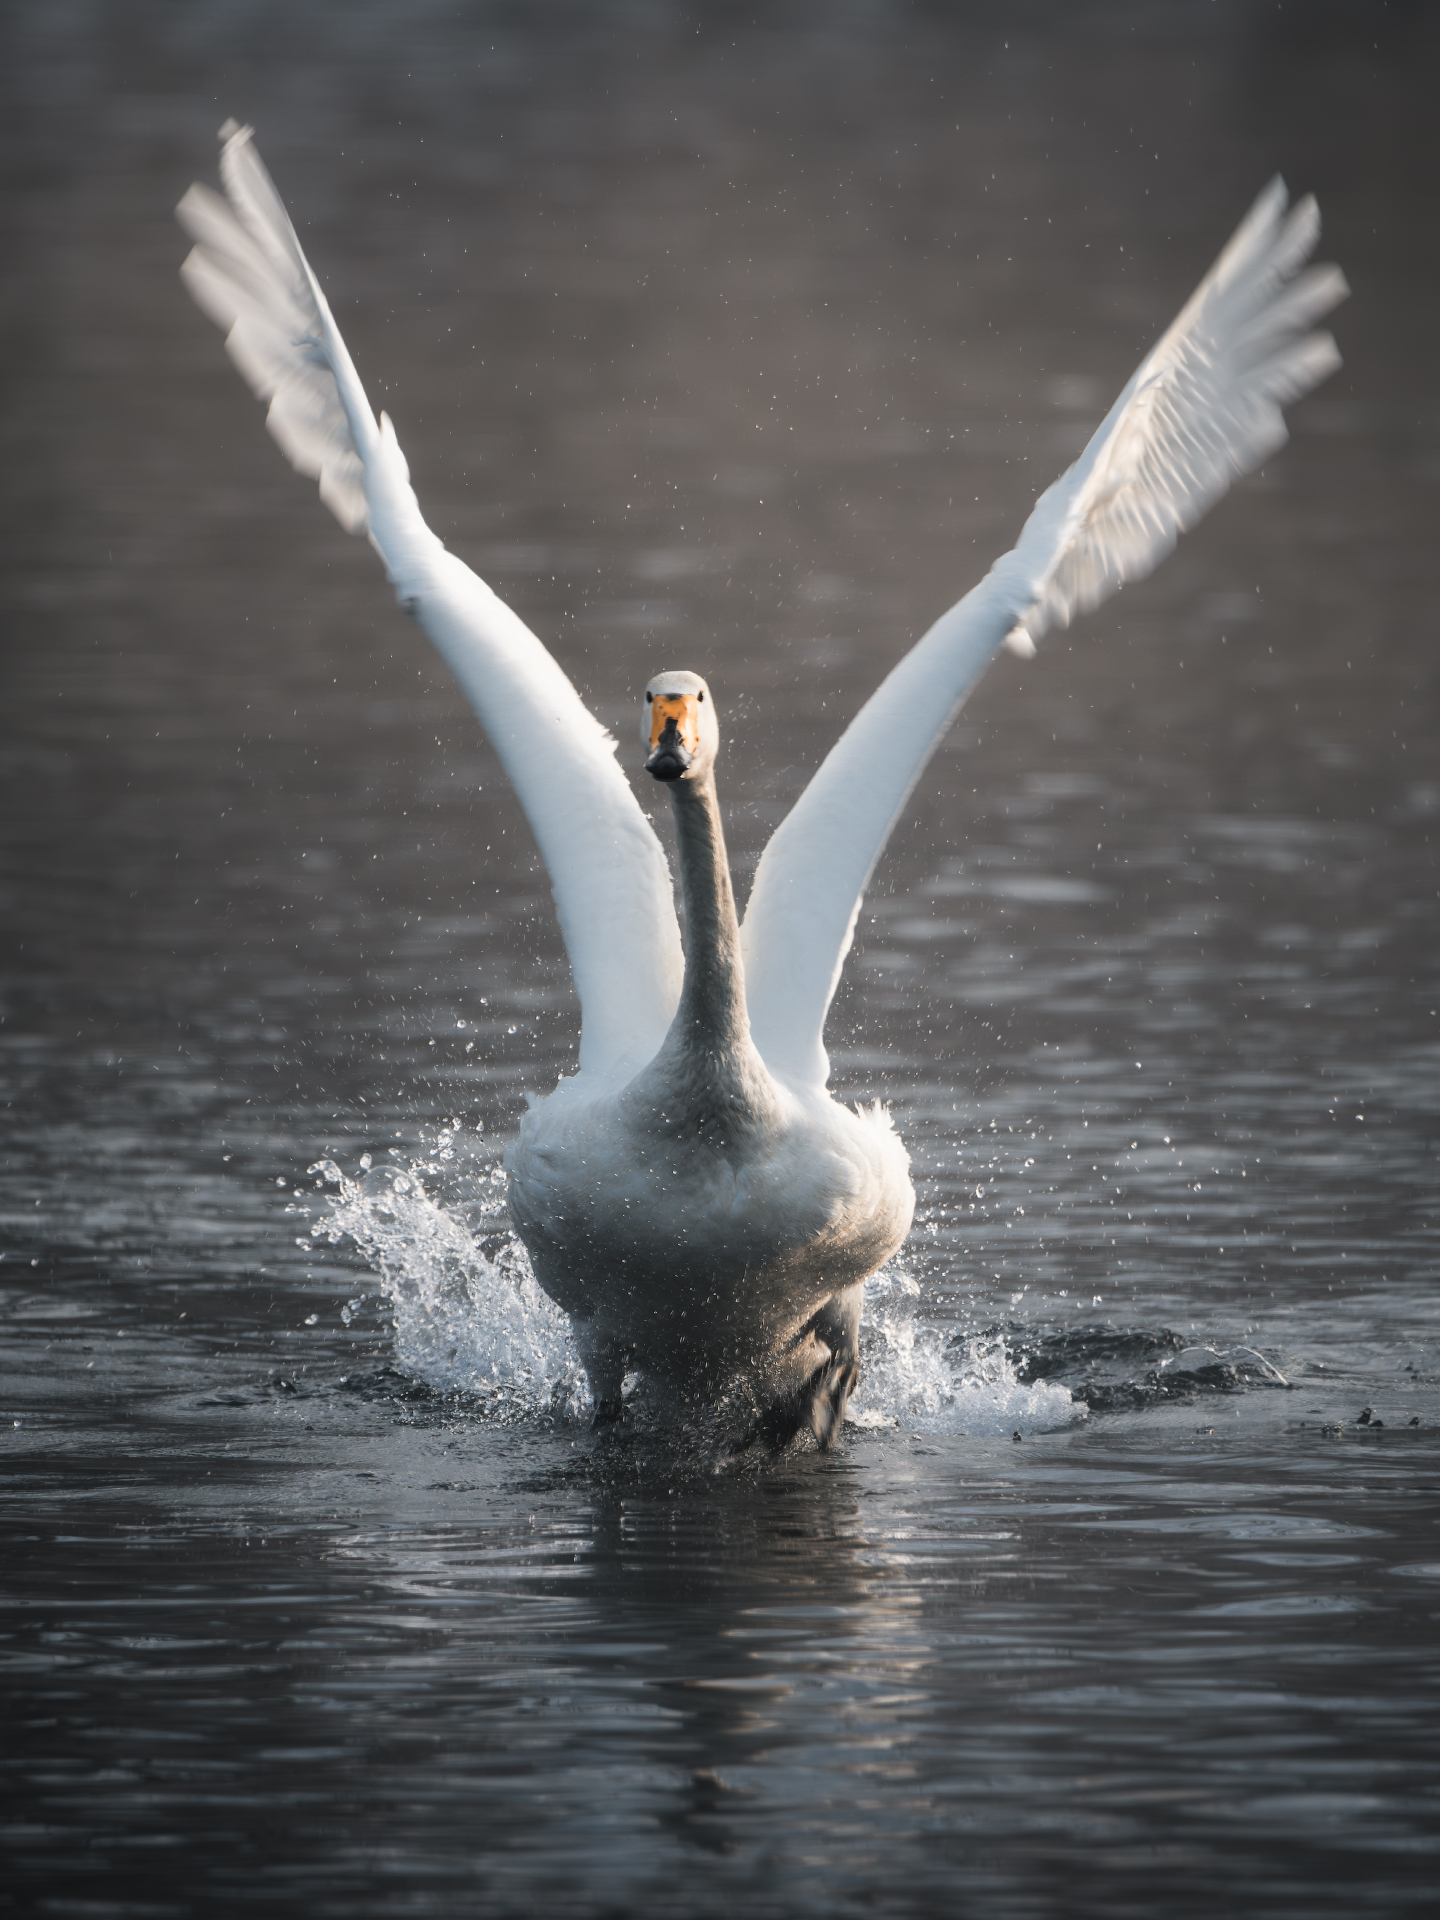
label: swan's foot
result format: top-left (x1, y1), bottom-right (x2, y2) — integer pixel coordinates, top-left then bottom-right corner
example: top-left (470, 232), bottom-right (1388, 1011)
top-left (578, 1329), bottom-right (631, 1433)
top-left (808, 1351), bottom-right (859, 1452)
top-left (803, 1286), bottom-right (862, 1451)
top-left (749, 1349), bottom-right (858, 1452)
top-left (749, 1288), bottom-right (864, 1452)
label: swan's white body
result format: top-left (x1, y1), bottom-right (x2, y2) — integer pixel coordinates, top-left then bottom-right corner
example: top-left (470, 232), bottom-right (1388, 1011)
top-left (178, 125), bottom-right (1345, 1440)
top-left (511, 1047), bottom-right (912, 1423)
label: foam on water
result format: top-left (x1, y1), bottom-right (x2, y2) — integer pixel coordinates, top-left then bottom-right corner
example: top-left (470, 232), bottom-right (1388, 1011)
top-left (304, 1141), bottom-right (1080, 1437)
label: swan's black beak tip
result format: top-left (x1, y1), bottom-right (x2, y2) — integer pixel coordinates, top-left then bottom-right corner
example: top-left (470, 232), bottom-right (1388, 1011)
top-left (645, 745), bottom-right (690, 782)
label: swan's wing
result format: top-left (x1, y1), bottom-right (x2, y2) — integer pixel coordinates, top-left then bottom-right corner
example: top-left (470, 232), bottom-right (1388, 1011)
top-left (1003, 178), bottom-right (1348, 651)
top-left (177, 123), bottom-right (682, 1082)
top-left (741, 178), bottom-right (1346, 1088)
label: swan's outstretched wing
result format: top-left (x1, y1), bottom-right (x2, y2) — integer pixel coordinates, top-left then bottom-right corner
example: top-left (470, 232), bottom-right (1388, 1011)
top-left (741, 178), bottom-right (1346, 1088)
top-left (177, 123), bottom-right (683, 1082)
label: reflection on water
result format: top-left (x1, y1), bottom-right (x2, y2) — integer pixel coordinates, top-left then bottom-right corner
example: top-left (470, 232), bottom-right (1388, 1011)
top-left (6, 1378), bottom-right (1440, 1915)
top-left (3, 1), bottom-right (1439, 1914)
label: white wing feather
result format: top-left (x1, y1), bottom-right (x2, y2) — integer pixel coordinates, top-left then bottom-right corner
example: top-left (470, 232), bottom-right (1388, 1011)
top-left (741, 177), bottom-right (1346, 1088)
top-left (178, 124), bottom-right (683, 1082)
top-left (177, 122), bottom-right (372, 532)
top-left (1007, 177), bottom-right (1347, 650)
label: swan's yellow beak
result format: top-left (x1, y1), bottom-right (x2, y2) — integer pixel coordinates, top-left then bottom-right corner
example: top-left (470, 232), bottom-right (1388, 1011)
top-left (645, 692), bottom-right (699, 782)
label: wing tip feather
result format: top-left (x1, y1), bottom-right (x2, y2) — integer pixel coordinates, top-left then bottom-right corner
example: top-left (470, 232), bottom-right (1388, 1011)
top-left (179, 119), bottom-right (374, 540)
top-left (1015, 174), bottom-right (1345, 647)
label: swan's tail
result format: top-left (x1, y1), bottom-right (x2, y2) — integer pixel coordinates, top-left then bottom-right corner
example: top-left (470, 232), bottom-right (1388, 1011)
top-left (176, 120), bottom-right (377, 535)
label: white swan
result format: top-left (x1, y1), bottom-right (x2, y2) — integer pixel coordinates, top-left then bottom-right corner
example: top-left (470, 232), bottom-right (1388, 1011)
top-left (177, 124), bottom-right (1345, 1444)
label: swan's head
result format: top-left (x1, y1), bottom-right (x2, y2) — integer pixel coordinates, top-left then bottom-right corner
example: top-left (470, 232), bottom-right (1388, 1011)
top-left (642, 670), bottom-right (719, 783)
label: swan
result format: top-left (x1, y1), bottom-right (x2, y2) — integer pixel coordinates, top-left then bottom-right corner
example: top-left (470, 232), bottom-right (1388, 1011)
top-left (176, 124), bottom-right (1345, 1444)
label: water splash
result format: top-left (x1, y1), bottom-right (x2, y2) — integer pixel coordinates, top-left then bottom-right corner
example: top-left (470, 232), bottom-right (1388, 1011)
top-left (306, 1133), bottom-right (587, 1419)
top-left (856, 1268), bottom-right (1082, 1436)
top-left (304, 1142), bottom-right (1079, 1438)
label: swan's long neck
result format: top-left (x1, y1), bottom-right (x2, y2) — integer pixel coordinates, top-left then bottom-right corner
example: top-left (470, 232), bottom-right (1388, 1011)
top-left (668, 770), bottom-right (751, 1073)
top-left (623, 766), bottom-right (778, 1140)
top-left (622, 763), bottom-right (781, 1140)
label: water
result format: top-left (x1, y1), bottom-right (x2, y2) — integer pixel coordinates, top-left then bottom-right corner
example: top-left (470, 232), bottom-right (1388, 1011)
top-left (4, 3), bottom-right (1439, 1913)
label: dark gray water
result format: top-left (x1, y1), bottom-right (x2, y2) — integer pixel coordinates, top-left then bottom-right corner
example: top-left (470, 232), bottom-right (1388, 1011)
top-left (4, 4), bottom-right (1439, 1915)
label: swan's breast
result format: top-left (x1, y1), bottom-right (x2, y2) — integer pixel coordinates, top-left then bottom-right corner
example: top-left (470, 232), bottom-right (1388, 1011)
top-left (505, 1082), bottom-right (913, 1354)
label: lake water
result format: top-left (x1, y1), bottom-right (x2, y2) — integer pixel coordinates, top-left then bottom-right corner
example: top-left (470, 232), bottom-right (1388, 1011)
top-left (4, 4), bottom-right (1439, 1915)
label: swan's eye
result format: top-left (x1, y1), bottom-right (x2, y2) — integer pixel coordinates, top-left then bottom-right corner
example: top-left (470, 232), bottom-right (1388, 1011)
top-left (697, 692), bottom-right (705, 702)
top-left (645, 691), bottom-right (653, 703)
